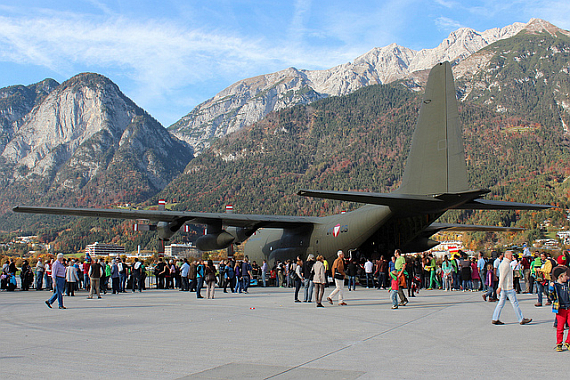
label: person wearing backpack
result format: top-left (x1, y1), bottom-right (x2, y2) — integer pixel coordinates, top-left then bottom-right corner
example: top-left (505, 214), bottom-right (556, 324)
top-left (131, 258), bottom-right (144, 292)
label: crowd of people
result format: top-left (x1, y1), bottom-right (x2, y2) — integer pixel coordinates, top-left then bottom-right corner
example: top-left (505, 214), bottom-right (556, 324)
top-left (2, 247), bottom-right (570, 351)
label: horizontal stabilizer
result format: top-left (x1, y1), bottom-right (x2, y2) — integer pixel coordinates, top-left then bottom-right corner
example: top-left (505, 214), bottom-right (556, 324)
top-left (298, 189), bottom-right (551, 213)
top-left (297, 189), bottom-right (442, 208)
top-left (427, 223), bottom-right (524, 233)
top-left (452, 199), bottom-right (552, 211)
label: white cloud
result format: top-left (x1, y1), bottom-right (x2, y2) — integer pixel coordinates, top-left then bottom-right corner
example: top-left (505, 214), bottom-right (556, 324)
top-left (435, 16), bottom-right (465, 31)
top-left (434, 0), bottom-right (460, 8)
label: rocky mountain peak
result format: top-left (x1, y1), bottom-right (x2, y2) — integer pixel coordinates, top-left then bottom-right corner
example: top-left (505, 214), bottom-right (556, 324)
top-left (1, 72), bottom-right (141, 174)
top-left (0, 72), bottom-right (193, 212)
top-left (523, 18), bottom-right (570, 37)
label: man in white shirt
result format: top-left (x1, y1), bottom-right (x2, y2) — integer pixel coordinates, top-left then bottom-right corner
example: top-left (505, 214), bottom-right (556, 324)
top-left (364, 259), bottom-right (374, 288)
top-left (491, 251), bottom-right (532, 325)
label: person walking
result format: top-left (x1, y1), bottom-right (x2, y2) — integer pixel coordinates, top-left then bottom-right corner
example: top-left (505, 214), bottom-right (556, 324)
top-left (491, 251), bottom-right (532, 326)
top-left (394, 249), bottom-right (408, 306)
top-left (327, 250), bottom-right (347, 306)
top-left (45, 253), bottom-right (66, 309)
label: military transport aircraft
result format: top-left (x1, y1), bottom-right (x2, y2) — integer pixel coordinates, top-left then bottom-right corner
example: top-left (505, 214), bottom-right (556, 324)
top-left (13, 62), bottom-right (550, 265)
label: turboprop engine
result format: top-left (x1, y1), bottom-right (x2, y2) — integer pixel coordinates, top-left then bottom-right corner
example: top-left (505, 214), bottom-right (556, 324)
top-left (195, 226), bottom-right (253, 251)
top-left (401, 237), bottom-right (440, 253)
top-left (157, 220), bottom-right (185, 241)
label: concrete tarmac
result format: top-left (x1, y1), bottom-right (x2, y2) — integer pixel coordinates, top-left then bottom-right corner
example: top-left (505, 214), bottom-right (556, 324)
top-left (1, 286), bottom-right (569, 379)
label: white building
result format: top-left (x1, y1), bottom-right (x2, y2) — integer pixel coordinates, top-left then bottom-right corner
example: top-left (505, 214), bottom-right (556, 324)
top-left (557, 231), bottom-right (570, 245)
top-left (85, 242), bottom-right (125, 257)
top-left (164, 243), bottom-right (201, 259)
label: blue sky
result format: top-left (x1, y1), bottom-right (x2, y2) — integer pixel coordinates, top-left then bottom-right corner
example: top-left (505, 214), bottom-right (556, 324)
top-left (1, 0), bottom-right (568, 127)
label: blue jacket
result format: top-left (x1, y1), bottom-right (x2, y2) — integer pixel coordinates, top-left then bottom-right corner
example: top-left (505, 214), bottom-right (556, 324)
top-left (548, 281), bottom-right (570, 313)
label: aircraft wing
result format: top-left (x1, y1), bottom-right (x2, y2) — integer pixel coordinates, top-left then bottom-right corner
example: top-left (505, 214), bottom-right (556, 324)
top-left (11, 206), bottom-right (317, 229)
top-left (426, 222), bottom-right (524, 233)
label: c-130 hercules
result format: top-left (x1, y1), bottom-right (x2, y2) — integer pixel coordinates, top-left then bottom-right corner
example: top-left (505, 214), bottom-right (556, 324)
top-left (13, 62), bottom-right (550, 265)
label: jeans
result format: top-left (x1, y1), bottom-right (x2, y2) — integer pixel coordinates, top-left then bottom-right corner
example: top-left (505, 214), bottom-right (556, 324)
top-left (181, 277), bottom-right (189, 291)
top-left (35, 271), bottom-right (44, 290)
top-left (133, 275), bottom-right (143, 292)
top-left (484, 282), bottom-right (495, 299)
top-left (48, 277), bottom-right (65, 307)
top-left (119, 273), bottom-right (127, 292)
top-left (303, 279), bottom-right (314, 301)
top-left (492, 289), bottom-right (524, 322)
top-left (45, 273), bottom-right (52, 290)
top-left (84, 273), bottom-right (90, 290)
top-left (366, 273), bottom-right (374, 288)
top-left (294, 278), bottom-right (302, 300)
top-left (348, 276), bottom-right (356, 290)
top-left (196, 277), bottom-right (204, 297)
top-left (443, 274), bottom-right (452, 291)
top-left (452, 272), bottom-right (460, 290)
top-left (242, 275), bottom-right (250, 292)
top-left (262, 271), bottom-right (267, 287)
top-left (377, 272), bottom-right (386, 289)
top-left (390, 290), bottom-right (398, 307)
top-left (536, 281), bottom-right (544, 304)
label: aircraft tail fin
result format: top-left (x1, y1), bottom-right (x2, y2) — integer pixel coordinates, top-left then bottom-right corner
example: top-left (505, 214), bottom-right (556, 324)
top-left (396, 61), bottom-right (469, 196)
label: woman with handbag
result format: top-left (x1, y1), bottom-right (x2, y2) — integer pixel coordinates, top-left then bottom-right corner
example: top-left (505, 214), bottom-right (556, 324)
top-left (205, 260), bottom-right (217, 299)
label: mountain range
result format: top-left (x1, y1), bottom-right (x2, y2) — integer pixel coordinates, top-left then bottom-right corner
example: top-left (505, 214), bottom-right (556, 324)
top-left (168, 18), bottom-right (568, 154)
